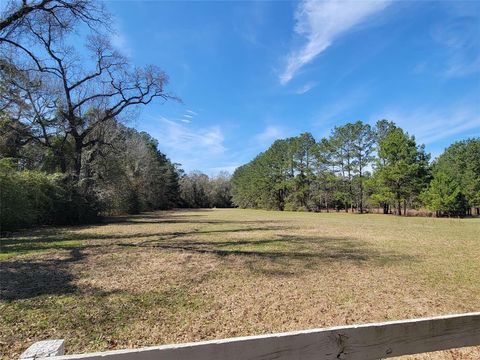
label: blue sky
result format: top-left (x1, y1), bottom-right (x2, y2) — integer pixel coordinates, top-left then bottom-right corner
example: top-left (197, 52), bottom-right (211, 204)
top-left (106, 0), bottom-right (480, 174)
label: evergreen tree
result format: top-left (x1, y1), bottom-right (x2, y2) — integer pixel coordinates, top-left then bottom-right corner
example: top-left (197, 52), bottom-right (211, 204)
top-left (351, 122), bottom-right (375, 213)
top-left (423, 139), bottom-right (480, 215)
top-left (421, 171), bottom-right (468, 216)
top-left (374, 128), bottom-right (430, 215)
top-left (372, 119), bottom-right (397, 213)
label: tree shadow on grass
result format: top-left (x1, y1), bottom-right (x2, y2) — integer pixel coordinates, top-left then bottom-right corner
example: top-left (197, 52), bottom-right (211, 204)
top-left (116, 234), bottom-right (416, 272)
top-left (0, 224), bottom-right (291, 258)
top-left (0, 249), bottom-right (85, 301)
top-left (0, 248), bottom-right (116, 301)
top-left (0, 210), bottom-right (418, 295)
top-left (103, 209), bottom-right (255, 225)
top-left (0, 232), bottom-right (417, 301)
top-left (0, 211), bottom-right (222, 239)
top-left (106, 218), bottom-right (288, 225)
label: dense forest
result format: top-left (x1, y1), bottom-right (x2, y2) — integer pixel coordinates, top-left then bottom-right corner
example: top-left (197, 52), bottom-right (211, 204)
top-left (231, 121), bottom-right (480, 217)
top-left (0, 117), bottom-right (232, 231)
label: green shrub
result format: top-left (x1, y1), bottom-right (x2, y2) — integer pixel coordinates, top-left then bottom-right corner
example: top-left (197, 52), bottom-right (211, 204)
top-left (0, 159), bottom-right (35, 230)
top-left (0, 159), bottom-right (99, 231)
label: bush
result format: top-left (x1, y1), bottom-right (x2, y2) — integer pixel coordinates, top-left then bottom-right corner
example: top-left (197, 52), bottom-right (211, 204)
top-left (0, 160), bottom-right (35, 230)
top-left (0, 159), bottom-right (99, 231)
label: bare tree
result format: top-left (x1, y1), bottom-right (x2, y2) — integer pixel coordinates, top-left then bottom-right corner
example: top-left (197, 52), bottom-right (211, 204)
top-left (1, 0), bottom-right (106, 38)
top-left (1, 1), bottom-right (175, 180)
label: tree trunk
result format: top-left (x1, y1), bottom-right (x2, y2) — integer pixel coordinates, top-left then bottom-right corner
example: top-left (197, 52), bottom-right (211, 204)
top-left (55, 149), bottom-right (67, 173)
top-left (403, 200), bottom-right (407, 217)
top-left (359, 185), bottom-right (363, 214)
top-left (73, 137), bottom-right (83, 180)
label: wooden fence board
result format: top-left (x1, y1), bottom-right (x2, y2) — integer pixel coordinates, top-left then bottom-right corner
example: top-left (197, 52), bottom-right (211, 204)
top-left (33, 312), bottom-right (480, 360)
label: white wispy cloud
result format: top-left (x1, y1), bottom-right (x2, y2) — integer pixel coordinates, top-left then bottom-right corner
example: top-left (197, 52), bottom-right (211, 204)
top-left (280, 0), bottom-right (391, 85)
top-left (430, 15), bottom-right (480, 78)
top-left (370, 101), bottom-right (480, 154)
top-left (311, 85), bottom-right (370, 131)
top-left (158, 117), bottom-right (224, 153)
top-left (296, 81), bottom-right (317, 94)
top-left (110, 18), bottom-right (133, 58)
top-left (180, 119), bottom-right (191, 123)
top-left (233, 2), bottom-right (269, 47)
top-left (444, 55), bottom-right (480, 78)
top-left (254, 126), bottom-right (287, 146)
top-left (183, 114), bottom-right (193, 118)
top-left (186, 110), bottom-right (198, 115)
top-left (143, 116), bottom-right (227, 171)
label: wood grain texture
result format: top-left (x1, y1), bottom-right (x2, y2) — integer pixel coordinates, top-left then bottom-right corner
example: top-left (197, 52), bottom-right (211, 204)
top-left (33, 313), bottom-right (480, 360)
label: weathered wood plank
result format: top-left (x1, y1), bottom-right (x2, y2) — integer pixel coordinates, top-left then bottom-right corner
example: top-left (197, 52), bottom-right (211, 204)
top-left (20, 339), bottom-right (65, 359)
top-left (43, 313), bottom-right (480, 360)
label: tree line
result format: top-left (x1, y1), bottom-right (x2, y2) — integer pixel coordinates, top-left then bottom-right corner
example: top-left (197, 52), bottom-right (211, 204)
top-left (0, 0), bottom-right (232, 231)
top-left (1, 1), bottom-right (478, 232)
top-left (0, 121), bottom-right (180, 228)
top-left (179, 171), bottom-right (232, 208)
top-left (0, 116), bottom-right (233, 230)
top-left (232, 120), bottom-right (480, 217)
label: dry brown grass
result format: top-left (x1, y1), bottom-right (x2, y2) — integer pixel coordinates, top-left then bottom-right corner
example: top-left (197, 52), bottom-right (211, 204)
top-left (1, 209), bottom-right (479, 359)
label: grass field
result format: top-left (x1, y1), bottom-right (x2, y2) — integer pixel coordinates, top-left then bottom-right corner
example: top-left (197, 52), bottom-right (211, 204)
top-left (1, 209), bottom-right (479, 359)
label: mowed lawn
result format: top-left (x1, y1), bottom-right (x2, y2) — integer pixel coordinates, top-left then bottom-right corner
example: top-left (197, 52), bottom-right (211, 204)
top-left (1, 209), bottom-right (479, 359)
